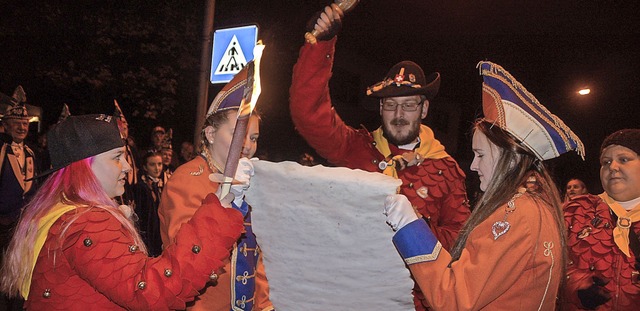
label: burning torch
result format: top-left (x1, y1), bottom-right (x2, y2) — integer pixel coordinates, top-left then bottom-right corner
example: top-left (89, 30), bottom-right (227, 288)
top-left (219, 41), bottom-right (265, 198)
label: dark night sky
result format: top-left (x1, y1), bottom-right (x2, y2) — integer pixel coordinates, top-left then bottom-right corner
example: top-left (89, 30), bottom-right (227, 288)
top-left (1, 1), bottom-right (639, 194)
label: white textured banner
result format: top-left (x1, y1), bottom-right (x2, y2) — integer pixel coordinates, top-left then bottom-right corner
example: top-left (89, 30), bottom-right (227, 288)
top-left (246, 160), bottom-right (414, 310)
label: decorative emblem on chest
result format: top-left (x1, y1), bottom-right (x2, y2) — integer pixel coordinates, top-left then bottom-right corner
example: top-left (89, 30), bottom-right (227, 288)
top-left (416, 186), bottom-right (429, 199)
top-left (491, 189), bottom-right (524, 240)
top-left (189, 164), bottom-right (204, 176)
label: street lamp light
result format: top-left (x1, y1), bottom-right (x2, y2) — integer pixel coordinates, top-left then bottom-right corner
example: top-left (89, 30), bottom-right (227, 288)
top-left (578, 88), bottom-right (591, 95)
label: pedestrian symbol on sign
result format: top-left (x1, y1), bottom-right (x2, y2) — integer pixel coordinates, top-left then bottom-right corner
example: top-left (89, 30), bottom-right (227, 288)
top-left (214, 35), bottom-right (248, 75)
top-left (210, 24), bottom-right (258, 84)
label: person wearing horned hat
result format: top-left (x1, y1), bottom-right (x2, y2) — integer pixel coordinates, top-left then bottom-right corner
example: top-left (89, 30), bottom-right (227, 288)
top-left (158, 66), bottom-right (273, 311)
top-left (0, 114), bottom-right (244, 310)
top-left (562, 129), bottom-right (640, 310)
top-left (290, 5), bottom-right (470, 309)
top-left (0, 85), bottom-right (37, 311)
top-left (384, 61), bottom-right (584, 309)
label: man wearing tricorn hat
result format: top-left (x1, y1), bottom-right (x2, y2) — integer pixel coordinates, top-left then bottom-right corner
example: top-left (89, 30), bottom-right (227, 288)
top-left (0, 86), bottom-right (37, 311)
top-left (289, 4), bottom-right (470, 310)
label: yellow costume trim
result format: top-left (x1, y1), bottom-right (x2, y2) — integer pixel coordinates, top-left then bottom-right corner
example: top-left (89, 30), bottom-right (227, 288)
top-left (599, 192), bottom-right (640, 257)
top-left (372, 124), bottom-right (449, 179)
top-left (21, 203), bottom-right (77, 299)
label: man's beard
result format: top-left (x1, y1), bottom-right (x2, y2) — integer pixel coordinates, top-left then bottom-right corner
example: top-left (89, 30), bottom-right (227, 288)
top-left (382, 118), bottom-right (421, 146)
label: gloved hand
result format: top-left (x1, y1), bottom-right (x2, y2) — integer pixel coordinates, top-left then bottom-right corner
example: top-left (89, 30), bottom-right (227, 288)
top-left (230, 157), bottom-right (254, 208)
top-left (214, 184), bottom-right (234, 209)
top-left (384, 194), bottom-right (419, 231)
top-left (577, 276), bottom-right (611, 309)
top-left (306, 4), bottom-right (344, 42)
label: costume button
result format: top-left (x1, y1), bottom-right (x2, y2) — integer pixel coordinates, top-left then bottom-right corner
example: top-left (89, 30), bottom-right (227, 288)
top-left (378, 161), bottom-right (388, 170)
top-left (43, 289), bottom-right (51, 298)
top-left (408, 183), bottom-right (413, 188)
top-left (210, 272), bottom-right (218, 281)
top-left (372, 141), bottom-right (377, 146)
top-left (83, 238), bottom-right (93, 247)
top-left (192, 245), bottom-right (201, 254)
top-left (129, 245), bottom-right (139, 253)
top-left (589, 265), bottom-right (595, 271)
top-left (438, 170), bottom-right (443, 175)
top-left (325, 54), bottom-right (330, 59)
top-left (164, 269), bottom-right (173, 277)
top-left (137, 281), bottom-right (146, 290)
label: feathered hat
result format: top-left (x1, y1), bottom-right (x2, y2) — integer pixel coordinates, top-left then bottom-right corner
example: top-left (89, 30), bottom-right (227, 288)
top-left (4, 85), bottom-right (29, 120)
top-left (366, 61), bottom-right (440, 100)
top-left (58, 104), bottom-right (71, 123)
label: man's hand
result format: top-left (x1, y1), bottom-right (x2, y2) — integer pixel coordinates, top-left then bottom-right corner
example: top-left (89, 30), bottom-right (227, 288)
top-left (306, 4), bottom-right (344, 42)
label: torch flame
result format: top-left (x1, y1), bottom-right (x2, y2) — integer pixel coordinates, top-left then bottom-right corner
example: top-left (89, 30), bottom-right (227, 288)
top-left (239, 41), bottom-right (264, 117)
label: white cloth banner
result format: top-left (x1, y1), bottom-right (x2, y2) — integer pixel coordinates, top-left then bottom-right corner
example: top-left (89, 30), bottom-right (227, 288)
top-left (246, 160), bottom-right (414, 310)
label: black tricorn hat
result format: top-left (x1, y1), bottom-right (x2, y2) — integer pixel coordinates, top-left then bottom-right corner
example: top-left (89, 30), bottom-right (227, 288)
top-left (366, 61), bottom-right (440, 100)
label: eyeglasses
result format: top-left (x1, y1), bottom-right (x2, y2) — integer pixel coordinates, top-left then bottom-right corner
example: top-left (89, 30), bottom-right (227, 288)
top-left (381, 101), bottom-right (422, 112)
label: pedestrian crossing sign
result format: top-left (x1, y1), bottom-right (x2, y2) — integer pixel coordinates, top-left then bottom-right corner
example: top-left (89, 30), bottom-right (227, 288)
top-left (210, 25), bottom-right (259, 84)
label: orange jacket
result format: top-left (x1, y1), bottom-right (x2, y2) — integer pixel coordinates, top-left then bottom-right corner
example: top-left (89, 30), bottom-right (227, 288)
top-left (159, 156), bottom-right (273, 311)
top-left (395, 194), bottom-right (562, 310)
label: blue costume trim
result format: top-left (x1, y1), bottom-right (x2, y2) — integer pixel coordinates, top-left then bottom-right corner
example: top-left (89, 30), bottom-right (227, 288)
top-left (393, 219), bottom-right (442, 265)
top-left (232, 200), bottom-right (249, 217)
top-left (230, 209), bottom-right (259, 310)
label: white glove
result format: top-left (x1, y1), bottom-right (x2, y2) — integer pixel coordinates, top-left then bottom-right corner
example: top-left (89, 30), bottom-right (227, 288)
top-left (214, 185), bottom-right (234, 208)
top-left (231, 157), bottom-right (255, 207)
top-left (384, 194), bottom-right (419, 231)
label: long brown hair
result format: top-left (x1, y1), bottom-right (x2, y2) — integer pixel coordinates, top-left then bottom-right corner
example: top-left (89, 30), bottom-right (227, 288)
top-left (449, 120), bottom-right (566, 266)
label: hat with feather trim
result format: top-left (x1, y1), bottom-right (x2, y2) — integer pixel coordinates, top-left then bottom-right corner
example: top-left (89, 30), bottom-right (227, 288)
top-left (206, 66), bottom-right (248, 117)
top-left (113, 99), bottom-right (128, 126)
top-left (366, 61), bottom-right (440, 100)
top-left (58, 104), bottom-right (71, 123)
top-left (478, 61), bottom-right (584, 160)
top-left (4, 85), bottom-right (29, 120)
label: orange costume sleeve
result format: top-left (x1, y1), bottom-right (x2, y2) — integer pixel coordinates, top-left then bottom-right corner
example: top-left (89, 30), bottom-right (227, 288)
top-left (394, 195), bottom-right (562, 310)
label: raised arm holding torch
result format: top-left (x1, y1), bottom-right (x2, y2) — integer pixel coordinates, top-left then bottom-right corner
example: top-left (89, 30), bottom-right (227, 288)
top-left (220, 42), bottom-right (264, 198)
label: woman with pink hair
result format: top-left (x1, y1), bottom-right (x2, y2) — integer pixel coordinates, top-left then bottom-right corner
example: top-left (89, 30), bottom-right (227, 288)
top-left (0, 114), bottom-right (244, 310)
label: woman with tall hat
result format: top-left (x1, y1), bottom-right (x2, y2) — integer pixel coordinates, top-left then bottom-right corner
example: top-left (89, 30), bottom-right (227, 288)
top-left (563, 129), bottom-right (640, 310)
top-left (158, 66), bottom-right (273, 311)
top-left (384, 62), bottom-right (584, 310)
top-left (0, 114), bottom-right (244, 310)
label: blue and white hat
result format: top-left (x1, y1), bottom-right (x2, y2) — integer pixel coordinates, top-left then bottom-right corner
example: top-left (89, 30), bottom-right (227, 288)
top-left (478, 61), bottom-right (584, 160)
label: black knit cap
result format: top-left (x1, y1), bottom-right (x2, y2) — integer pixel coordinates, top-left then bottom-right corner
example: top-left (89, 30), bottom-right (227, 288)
top-left (42, 114), bottom-right (124, 176)
top-left (601, 129), bottom-right (640, 155)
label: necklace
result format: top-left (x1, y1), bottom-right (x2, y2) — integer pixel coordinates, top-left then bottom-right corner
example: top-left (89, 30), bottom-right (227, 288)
top-left (201, 148), bottom-right (224, 174)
